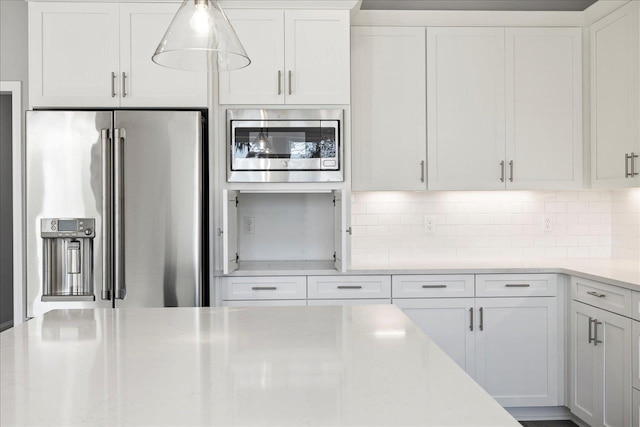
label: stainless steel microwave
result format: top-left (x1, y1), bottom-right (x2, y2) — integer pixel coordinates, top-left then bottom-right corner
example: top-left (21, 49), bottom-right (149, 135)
top-left (227, 109), bottom-right (343, 182)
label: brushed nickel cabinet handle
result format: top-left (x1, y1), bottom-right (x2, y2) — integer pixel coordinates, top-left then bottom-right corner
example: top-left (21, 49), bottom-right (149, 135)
top-left (469, 307), bottom-right (474, 331)
top-left (586, 290), bottom-right (606, 298)
top-left (278, 70), bottom-right (282, 95)
top-left (632, 152), bottom-right (639, 177)
top-left (500, 160), bottom-right (505, 182)
top-left (252, 286), bottom-right (277, 291)
top-left (111, 72), bottom-right (117, 97)
top-left (420, 160), bottom-right (425, 183)
top-left (422, 285), bottom-right (447, 288)
top-left (626, 153), bottom-right (631, 178)
top-left (505, 284), bottom-right (530, 288)
top-left (588, 317), bottom-right (595, 344)
top-left (479, 307), bottom-right (484, 331)
top-left (593, 320), bottom-right (602, 346)
top-left (337, 285), bottom-right (362, 289)
top-left (288, 70), bottom-right (292, 95)
top-left (509, 160), bottom-right (514, 182)
top-left (122, 72), bottom-right (127, 97)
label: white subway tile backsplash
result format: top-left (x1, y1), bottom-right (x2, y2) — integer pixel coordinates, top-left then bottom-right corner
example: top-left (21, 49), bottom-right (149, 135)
top-left (350, 190), bottom-right (640, 268)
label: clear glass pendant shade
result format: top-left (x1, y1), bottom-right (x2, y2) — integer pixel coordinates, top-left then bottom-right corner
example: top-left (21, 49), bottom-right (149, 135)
top-left (152, 0), bottom-right (250, 72)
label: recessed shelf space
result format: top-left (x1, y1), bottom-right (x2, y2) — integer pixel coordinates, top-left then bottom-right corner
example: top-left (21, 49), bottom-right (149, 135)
top-left (222, 190), bottom-right (346, 274)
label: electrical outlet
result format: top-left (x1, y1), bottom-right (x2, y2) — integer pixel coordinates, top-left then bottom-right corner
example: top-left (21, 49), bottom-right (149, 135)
top-left (243, 217), bottom-right (255, 234)
top-left (543, 215), bottom-right (553, 233)
top-left (424, 215), bottom-right (436, 235)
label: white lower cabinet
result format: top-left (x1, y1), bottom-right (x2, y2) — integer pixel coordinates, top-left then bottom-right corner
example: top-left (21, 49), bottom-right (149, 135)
top-left (393, 298), bottom-right (475, 376)
top-left (222, 300), bottom-right (307, 307)
top-left (634, 388), bottom-right (640, 427)
top-left (474, 297), bottom-right (559, 407)
top-left (570, 300), bottom-right (632, 427)
top-left (393, 274), bottom-right (561, 408)
top-left (307, 299), bottom-right (390, 306)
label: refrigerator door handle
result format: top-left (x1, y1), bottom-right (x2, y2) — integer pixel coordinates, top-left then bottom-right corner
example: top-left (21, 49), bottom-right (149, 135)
top-left (114, 128), bottom-right (126, 300)
top-left (101, 129), bottom-right (113, 301)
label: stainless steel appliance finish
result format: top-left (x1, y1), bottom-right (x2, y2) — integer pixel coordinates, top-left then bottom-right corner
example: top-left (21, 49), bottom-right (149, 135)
top-left (227, 109), bottom-right (343, 182)
top-left (26, 110), bottom-right (204, 318)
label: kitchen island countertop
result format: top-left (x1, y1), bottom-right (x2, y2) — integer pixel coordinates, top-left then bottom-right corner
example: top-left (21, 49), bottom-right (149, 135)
top-left (1, 306), bottom-right (519, 427)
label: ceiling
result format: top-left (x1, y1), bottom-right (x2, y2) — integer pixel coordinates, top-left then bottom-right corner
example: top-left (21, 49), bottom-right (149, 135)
top-left (360, 0), bottom-right (599, 11)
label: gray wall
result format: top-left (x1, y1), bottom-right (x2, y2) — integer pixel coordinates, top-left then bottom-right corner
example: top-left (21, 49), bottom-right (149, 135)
top-left (0, 94), bottom-right (13, 329)
top-left (1, 0), bottom-right (28, 328)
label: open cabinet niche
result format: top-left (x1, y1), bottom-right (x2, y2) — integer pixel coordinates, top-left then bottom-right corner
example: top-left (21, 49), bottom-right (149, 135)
top-left (222, 190), bottom-right (347, 274)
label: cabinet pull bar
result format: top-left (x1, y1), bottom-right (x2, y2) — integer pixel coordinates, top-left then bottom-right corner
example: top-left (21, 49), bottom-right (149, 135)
top-left (422, 285), bottom-right (447, 288)
top-left (626, 153), bottom-right (632, 178)
top-left (288, 70), bottom-right (292, 95)
top-left (122, 72), bottom-right (127, 97)
top-left (632, 152), bottom-right (639, 177)
top-left (500, 160), bottom-right (505, 182)
top-left (479, 307), bottom-right (484, 331)
top-left (469, 307), bottom-right (474, 331)
top-left (337, 285), bottom-right (362, 289)
top-left (111, 72), bottom-right (117, 97)
top-left (509, 160), bottom-right (514, 182)
top-left (586, 290), bottom-right (606, 298)
top-left (277, 70), bottom-right (282, 95)
top-left (505, 284), bottom-right (530, 288)
top-left (420, 160), bottom-right (425, 183)
top-left (588, 317), bottom-right (595, 344)
top-left (251, 286), bottom-right (277, 291)
top-left (593, 320), bottom-right (602, 346)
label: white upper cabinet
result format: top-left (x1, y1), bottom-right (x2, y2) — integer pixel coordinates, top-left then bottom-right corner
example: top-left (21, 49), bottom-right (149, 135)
top-left (219, 9), bottom-right (350, 105)
top-left (591, 1), bottom-right (640, 188)
top-left (505, 28), bottom-right (582, 190)
top-left (351, 27), bottom-right (427, 191)
top-left (427, 28), bottom-right (506, 191)
top-left (119, 4), bottom-right (207, 107)
top-left (29, 2), bottom-right (120, 107)
top-left (29, 2), bottom-right (207, 108)
top-left (427, 27), bottom-right (582, 191)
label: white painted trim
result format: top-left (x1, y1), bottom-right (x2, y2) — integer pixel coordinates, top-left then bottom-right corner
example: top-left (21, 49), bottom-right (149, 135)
top-left (583, 0), bottom-right (631, 25)
top-left (26, 0), bottom-right (360, 8)
top-left (351, 10), bottom-right (585, 27)
top-left (0, 81), bottom-right (24, 327)
top-left (506, 406), bottom-right (572, 421)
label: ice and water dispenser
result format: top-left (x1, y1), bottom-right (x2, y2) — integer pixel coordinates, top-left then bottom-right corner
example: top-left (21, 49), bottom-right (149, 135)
top-left (40, 218), bottom-right (96, 301)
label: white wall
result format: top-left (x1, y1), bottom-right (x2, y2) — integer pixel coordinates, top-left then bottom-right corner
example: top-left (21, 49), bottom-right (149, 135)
top-left (350, 190), bottom-right (621, 268)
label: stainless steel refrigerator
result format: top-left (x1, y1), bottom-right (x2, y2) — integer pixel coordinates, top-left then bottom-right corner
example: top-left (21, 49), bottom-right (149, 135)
top-left (26, 110), bottom-right (206, 318)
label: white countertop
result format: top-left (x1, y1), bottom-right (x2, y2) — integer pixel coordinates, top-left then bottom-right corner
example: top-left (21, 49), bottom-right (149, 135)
top-left (1, 306), bottom-right (519, 427)
top-left (229, 258), bottom-right (640, 290)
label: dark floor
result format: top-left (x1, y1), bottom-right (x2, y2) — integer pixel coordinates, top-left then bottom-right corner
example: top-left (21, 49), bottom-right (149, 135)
top-left (520, 421), bottom-right (579, 427)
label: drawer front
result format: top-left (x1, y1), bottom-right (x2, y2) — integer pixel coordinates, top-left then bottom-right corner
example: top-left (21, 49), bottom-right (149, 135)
top-left (571, 276), bottom-right (632, 317)
top-left (392, 275), bottom-right (474, 298)
top-left (307, 275), bottom-right (391, 299)
top-left (220, 276), bottom-right (306, 301)
top-left (633, 291), bottom-right (640, 321)
top-left (476, 274), bottom-right (557, 297)
top-left (307, 299), bottom-right (391, 306)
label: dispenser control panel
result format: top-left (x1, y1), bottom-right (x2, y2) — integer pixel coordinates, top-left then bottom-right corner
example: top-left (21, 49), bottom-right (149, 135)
top-left (41, 218), bottom-right (95, 238)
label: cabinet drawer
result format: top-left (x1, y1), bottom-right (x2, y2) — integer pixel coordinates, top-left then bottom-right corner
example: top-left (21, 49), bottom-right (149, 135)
top-left (307, 276), bottom-right (391, 299)
top-left (220, 276), bottom-right (306, 301)
top-left (307, 299), bottom-right (391, 306)
top-left (476, 274), bottom-right (557, 297)
top-left (221, 300), bottom-right (307, 307)
top-left (571, 276), bottom-right (632, 317)
top-left (392, 275), bottom-right (474, 298)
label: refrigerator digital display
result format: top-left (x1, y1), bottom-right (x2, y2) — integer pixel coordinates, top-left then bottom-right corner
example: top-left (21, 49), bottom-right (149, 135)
top-left (57, 220), bottom-right (77, 232)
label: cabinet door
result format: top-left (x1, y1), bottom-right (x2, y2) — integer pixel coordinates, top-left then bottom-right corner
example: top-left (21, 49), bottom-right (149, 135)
top-left (634, 388), bottom-right (640, 427)
top-left (505, 28), bottom-right (582, 190)
top-left (29, 2), bottom-right (120, 107)
top-left (634, 321), bottom-right (640, 390)
top-left (427, 28), bottom-right (506, 190)
top-left (597, 308), bottom-right (632, 427)
top-left (284, 10), bottom-right (350, 104)
top-left (475, 297), bottom-right (559, 407)
top-left (591, 1), bottom-right (640, 188)
top-left (119, 4), bottom-right (207, 108)
top-left (351, 27), bottom-right (427, 191)
top-left (393, 298), bottom-right (475, 376)
top-left (219, 10), bottom-right (285, 105)
top-left (222, 189), bottom-right (238, 274)
top-left (333, 190), bottom-right (347, 272)
top-left (570, 301), bottom-right (600, 426)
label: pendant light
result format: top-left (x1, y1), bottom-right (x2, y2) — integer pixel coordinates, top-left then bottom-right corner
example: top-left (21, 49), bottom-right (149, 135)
top-left (152, 0), bottom-right (250, 72)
